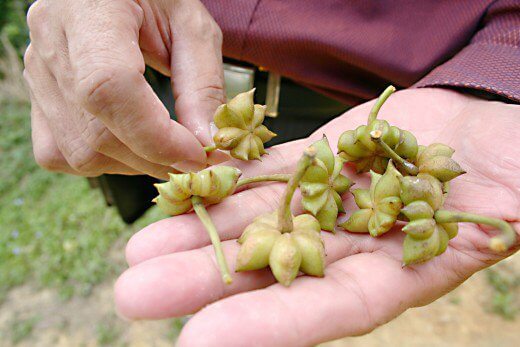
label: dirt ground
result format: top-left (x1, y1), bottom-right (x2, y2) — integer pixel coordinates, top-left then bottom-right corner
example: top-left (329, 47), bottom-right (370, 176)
top-left (0, 247), bottom-right (518, 347)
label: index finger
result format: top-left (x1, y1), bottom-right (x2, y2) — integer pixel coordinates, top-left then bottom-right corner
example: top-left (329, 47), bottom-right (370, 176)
top-left (67, 0), bottom-right (206, 165)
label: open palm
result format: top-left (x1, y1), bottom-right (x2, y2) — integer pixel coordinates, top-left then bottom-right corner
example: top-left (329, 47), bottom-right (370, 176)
top-left (115, 88), bottom-right (519, 346)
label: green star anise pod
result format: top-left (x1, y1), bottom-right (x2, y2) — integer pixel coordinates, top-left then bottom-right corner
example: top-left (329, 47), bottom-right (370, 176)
top-left (213, 89), bottom-right (277, 160)
top-left (400, 200), bottom-right (458, 265)
top-left (153, 166), bottom-right (242, 216)
top-left (414, 143), bottom-right (466, 182)
top-left (299, 136), bottom-right (352, 232)
top-left (337, 86), bottom-right (418, 174)
top-left (340, 160), bottom-right (403, 237)
top-left (399, 173), bottom-right (459, 265)
top-left (236, 212), bottom-right (325, 286)
top-left (337, 119), bottom-right (418, 174)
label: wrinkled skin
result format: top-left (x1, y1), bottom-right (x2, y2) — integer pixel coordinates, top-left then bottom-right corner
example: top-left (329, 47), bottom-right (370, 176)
top-left (24, 0), bottom-right (227, 178)
top-left (116, 89), bottom-right (519, 346)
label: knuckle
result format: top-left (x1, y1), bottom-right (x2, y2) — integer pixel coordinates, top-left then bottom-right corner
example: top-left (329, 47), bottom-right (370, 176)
top-left (26, 1), bottom-right (47, 32)
top-left (210, 22), bottom-right (223, 43)
top-left (197, 82), bottom-right (225, 105)
top-left (23, 45), bottom-right (35, 68)
top-left (83, 117), bottom-right (113, 152)
top-left (22, 47), bottom-right (35, 83)
top-left (33, 145), bottom-right (65, 172)
top-left (76, 67), bottom-right (137, 115)
top-left (77, 68), bottom-right (114, 110)
top-left (76, 68), bottom-right (118, 114)
top-left (67, 144), bottom-right (105, 173)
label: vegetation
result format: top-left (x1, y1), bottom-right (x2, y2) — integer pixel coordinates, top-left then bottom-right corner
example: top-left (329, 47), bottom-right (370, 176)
top-left (487, 268), bottom-right (520, 320)
top-left (0, 0), bottom-right (32, 55)
top-left (0, 100), bottom-right (164, 303)
top-left (8, 315), bottom-right (39, 344)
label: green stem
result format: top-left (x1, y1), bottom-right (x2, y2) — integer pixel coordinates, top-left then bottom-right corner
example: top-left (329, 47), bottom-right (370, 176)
top-left (236, 174), bottom-right (291, 188)
top-left (277, 147), bottom-right (316, 233)
top-left (370, 130), bottom-right (419, 175)
top-left (434, 210), bottom-right (517, 252)
top-left (191, 196), bottom-right (233, 284)
top-left (367, 85), bottom-right (396, 124)
top-left (204, 144), bottom-right (217, 152)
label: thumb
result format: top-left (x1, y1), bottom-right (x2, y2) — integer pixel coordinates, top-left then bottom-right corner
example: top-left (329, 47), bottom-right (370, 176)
top-left (169, 0), bottom-right (226, 146)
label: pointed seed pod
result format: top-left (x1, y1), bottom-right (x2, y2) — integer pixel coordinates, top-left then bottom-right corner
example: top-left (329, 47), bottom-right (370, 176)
top-left (236, 229), bottom-right (281, 271)
top-left (153, 166), bottom-right (241, 215)
top-left (212, 89), bottom-right (276, 160)
top-left (339, 209), bottom-right (372, 233)
top-left (300, 136), bottom-right (352, 232)
top-left (401, 200), bottom-right (434, 220)
top-left (292, 231), bottom-right (325, 277)
top-left (402, 225), bottom-right (441, 265)
top-left (415, 143), bottom-right (465, 182)
top-left (440, 222), bottom-right (458, 239)
top-left (400, 174), bottom-right (444, 211)
top-left (341, 161), bottom-right (402, 236)
top-left (269, 233), bottom-right (302, 286)
top-left (336, 86), bottom-right (419, 173)
top-left (402, 219), bottom-right (436, 239)
top-left (236, 207), bottom-right (324, 285)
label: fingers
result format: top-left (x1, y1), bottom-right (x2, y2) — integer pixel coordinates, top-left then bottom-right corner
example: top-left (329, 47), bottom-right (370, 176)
top-left (169, 0), bottom-right (226, 145)
top-left (176, 251), bottom-right (469, 347)
top-left (115, 230), bottom-right (372, 320)
top-left (30, 0), bottom-right (207, 169)
top-left (65, 0), bottom-right (206, 166)
top-left (30, 96), bottom-right (78, 175)
top-left (76, 113), bottom-right (173, 180)
top-left (25, 0), bottom-right (208, 176)
top-left (24, 47), bottom-right (140, 177)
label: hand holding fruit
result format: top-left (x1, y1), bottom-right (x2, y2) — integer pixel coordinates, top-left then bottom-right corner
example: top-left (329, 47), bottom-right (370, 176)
top-left (116, 88), bottom-right (519, 346)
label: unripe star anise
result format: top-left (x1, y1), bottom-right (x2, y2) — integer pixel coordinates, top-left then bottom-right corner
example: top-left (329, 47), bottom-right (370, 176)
top-left (337, 86), bottom-right (418, 174)
top-left (414, 143), bottom-right (466, 182)
top-left (153, 166), bottom-right (241, 215)
top-left (213, 89), bottom-right (276, 160)
top-left (299, 136), bottom-right (352, 232)
top-left (399, 173), bottom-right (460, 265)
top-left (236, 212), bottom-right (325, 286)
top-left (236, 147), bottom-right (327, 286)
top-left (340, 161), bottom-right (403, 236)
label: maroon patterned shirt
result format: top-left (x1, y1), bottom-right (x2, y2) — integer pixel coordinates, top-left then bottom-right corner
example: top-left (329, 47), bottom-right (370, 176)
top-left (202, 0), bottom-right (520, 104)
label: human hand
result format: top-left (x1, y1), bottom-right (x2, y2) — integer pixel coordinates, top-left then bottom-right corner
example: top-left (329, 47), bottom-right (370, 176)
top-left (24, 0), bottom-right (225, 178)
top-left (115, 88), bottom-right (520, 346)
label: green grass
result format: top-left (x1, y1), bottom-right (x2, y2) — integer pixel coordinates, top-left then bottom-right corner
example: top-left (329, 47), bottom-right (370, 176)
top-left (96, 317), bottom-right (123, 346)
top-left (8, 315), bottom-right (39, 345)
top-left (486, 268), bottom-right (520, 320)
top-left (0, 101), bottom-right (162, 302)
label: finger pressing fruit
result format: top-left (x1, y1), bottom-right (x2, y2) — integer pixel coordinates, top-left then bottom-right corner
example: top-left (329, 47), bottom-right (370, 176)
top-left (236, 147), bottom-right (326, 286)
top-left (212, 89), bottom-right (277, 160)
top-left (153, 166), bottom-right (242, 215)
top-left (340, 160), bottom-right (403, 237)
top-left (337, 86), bottom-right (418, 173)
top-left (299, 136), bottom-right (352, 232)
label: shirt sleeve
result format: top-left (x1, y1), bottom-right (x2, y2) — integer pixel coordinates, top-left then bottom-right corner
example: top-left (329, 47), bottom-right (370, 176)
top-left (414, 0), bottom-right (520, 103)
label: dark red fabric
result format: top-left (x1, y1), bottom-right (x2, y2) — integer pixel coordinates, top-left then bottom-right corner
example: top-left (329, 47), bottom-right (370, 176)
top-left (202, 0), bottom-right (520, 104)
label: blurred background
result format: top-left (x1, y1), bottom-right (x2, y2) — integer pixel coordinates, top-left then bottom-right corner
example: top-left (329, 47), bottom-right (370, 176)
top-left (0, 1), bottom-right (518, 346)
